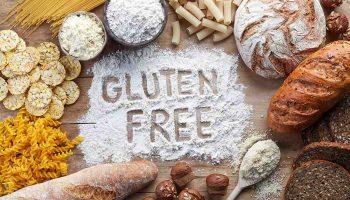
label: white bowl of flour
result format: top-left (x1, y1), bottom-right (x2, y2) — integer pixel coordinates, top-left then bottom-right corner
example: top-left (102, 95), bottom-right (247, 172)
top-left (104, 0), bottom-right (167, 47)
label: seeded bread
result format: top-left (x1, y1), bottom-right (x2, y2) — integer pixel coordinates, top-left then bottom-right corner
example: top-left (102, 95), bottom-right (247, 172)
top-left (302, 95), bottom-right (350, 145)
top-left (284, 160), bottom-right (350, 200)
top-left (293, 142), bottom-right (350, 171)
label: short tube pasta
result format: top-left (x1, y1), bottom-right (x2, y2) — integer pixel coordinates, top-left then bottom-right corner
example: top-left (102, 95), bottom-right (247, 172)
top-left (202, 18), bottom-right (228, 33)
top-left (176, 6), bottom-right (201, 27)
top-left (184, 2), bottom-right (205, 20)
top-left (213, 26), bottom-right (233, 42)
top-left (216, 0), bottom-right (224, 17)
top-left (196, 28), bottom-right (215, 41)
top-left (204, 0), bottom-right (224, 22)
top-left (223, 0), bottom-right (232, 25)
top-left (198, 0), bottom-right (206, 9)
top-left (186, 25), bottom-right (204, 35)
top-left (172, 21), bottom-right (181, 45)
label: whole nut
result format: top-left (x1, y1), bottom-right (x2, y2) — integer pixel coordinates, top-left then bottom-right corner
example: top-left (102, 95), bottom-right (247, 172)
top-left (171, 161), bottom-right (196, 187)
top-left (320, 0), bottom-right (343, 9)
top-left (155, 180), bottom-right (178, 200)
top-left (143, 197), bottom-right (156, 200)
top-left (343, 28), bottom-right (350, 41)
top-left (206, 174), bottom-right (229, 196)
top-left (326, 11), bottom-right (349, 35)
top-left (178, 188), bottom-right (204, 200)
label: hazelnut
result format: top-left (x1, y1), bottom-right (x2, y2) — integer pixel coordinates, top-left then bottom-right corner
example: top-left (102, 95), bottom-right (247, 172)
top-left (143, 197), bottom-right (156, 200)
top-left (206, 174), bottom-right (229, 196)
top-left (171, 161), bottom-right (196, 188)
top-left (343, 28), bottom-right (350, 41)
top-left (178, 188), bottom-right (204, 200)
top-left (326, 11), bottom-right (349, 35)
top-left (320, 0), bottom-right (343, 9)
top-left (155, 180), bottom-right (178, 200)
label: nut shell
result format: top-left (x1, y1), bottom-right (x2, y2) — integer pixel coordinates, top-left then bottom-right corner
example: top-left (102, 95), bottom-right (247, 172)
top-left (326, 12), bottom-right (349, 34)
top-left (178, 188), bottom-right (204, 200)
top-left (155, 180), bottom-right (178, 200)
top-left (320, 0), bottom-right (343, 9)
top-left (206, 174), bottom-right (229, 190)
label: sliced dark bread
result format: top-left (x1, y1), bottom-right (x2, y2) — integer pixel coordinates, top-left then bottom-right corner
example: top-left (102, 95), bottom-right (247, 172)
top-left (293, 142), bottom-right (350, 172)
top-left (302, 95), bottom-right (350, 145)
top-left (284, 160), bottom-right (350, 200)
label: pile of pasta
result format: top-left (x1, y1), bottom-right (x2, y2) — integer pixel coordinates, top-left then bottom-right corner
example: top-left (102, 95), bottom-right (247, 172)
top-left (169, 0), bottom-right (238, 45)
top-left (0, 109), bottom-right (83, 195)
top-left (1, 0), bottom-right (105, 36)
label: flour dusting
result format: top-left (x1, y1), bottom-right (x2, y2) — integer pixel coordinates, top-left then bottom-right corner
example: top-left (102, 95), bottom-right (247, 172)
top-left (79, 45), bottom-right (253, 165)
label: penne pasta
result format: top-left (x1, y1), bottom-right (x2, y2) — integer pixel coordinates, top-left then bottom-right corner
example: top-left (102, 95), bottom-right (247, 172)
top-left (172, 21), bottom-right (181, 45)
top-left (213, 26), bottom-right (233, 42)
top-left (196, 27), bottom-right (215, 40)
top-left (185, 2), bottom-right (205, 20)
top-left (204, 0), bottom-right (224, 22)
top-left (176, 6), bottom-right (202, 27)
top-left (202, 18), bottom-right (228, 33)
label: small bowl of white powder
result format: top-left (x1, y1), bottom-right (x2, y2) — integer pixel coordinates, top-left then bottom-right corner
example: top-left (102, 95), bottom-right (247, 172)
top-left (59, 11), bottom-right (107, 61)
top-left (104, 0), bottom-right (167, 47)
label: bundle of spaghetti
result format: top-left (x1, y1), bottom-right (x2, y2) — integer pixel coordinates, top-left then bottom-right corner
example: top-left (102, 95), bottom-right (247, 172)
top-left (1, 0), bottom-right (105, 36)
top-left (0, 109), bottom-right (83, 195)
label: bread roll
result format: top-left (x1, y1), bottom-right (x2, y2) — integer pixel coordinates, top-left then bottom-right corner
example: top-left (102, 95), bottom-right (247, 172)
top-left (268, 41), bottom-right (350, 133)
top-left (2, 160), bottom-right (158, 200)
top-left (234, 0), bottom-right (326, 79)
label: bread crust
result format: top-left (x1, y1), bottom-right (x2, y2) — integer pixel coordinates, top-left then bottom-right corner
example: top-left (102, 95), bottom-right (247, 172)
top-left (268, 41), bottom-right (350, 133)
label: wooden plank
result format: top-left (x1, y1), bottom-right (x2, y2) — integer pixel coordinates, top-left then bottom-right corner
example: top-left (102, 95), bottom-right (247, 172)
top-left (0, 1), bottom-right (349, 199)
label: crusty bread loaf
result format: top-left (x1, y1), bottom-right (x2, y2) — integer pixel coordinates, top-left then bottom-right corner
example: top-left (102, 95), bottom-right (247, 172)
top-left (2, 160), bottom-right (158, 200)
top-left (234, 0), bottom-right (326, 79)
top-left (268, 41), bottom-right (350, 133)
top-left (302, 95), bottom-right (350, 145)
top-left (293, 142), bottom-right (350, 171)
top-left (284, 160), bottom-right (350, 200)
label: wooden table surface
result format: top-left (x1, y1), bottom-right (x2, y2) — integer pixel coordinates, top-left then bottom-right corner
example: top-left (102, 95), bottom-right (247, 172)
top-left (1, 1), bottom-right (349, 199)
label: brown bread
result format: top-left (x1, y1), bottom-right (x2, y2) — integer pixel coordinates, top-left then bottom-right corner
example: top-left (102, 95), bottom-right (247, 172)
top-left (268, 41), bottom-right (350, 133)
top-left (2, 160), bottom-right (158, 200)
top-left (284, 160), bottom-right (350, 200)
top-left (302, 95), bottom-right (350, 145)
top-left (293, 142), bottom-right (350, 171)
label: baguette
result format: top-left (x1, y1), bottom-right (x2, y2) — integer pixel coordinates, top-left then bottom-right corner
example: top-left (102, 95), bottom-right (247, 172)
top-left (268, 41), bottom-right (350, 133)
top-left (2, 160), bottom-right (158, 200)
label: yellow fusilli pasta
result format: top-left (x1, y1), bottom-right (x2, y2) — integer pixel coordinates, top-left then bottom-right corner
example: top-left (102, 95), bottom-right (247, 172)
top-left (0, 109), bottom-right (83, 195)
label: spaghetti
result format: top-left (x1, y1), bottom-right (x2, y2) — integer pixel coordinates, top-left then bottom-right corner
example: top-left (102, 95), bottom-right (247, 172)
top-left (1, 0), bottom-right (105, 36)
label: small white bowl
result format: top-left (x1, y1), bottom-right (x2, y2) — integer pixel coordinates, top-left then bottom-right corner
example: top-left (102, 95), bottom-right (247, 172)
top-left (58, 11), bottom-right (107, 61)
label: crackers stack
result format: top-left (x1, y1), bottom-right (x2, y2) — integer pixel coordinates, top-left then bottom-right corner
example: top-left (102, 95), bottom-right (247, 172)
top-left (0, 30), bottom-right (81, 119)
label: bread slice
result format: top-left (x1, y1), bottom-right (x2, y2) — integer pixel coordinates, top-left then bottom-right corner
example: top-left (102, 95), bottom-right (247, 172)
top-left (284, 160), bottom-right (350, 200)
top-left (293, 142), bottom-right (350, 171)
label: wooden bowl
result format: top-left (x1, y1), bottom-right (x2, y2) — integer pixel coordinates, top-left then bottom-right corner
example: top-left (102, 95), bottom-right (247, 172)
top-left (58, 11), bottom-right (107, 61)
top-left (103, 0), bottom-right (168, 48)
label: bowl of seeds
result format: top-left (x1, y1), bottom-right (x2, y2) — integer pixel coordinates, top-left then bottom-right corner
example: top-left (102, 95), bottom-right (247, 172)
top-left (58, 11), bottom-right (107, 61)
top-left (104, 0), bottom-right (168, 48)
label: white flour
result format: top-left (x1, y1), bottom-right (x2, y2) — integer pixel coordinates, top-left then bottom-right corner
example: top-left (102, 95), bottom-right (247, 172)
top-left (106, 0), bottom-right (165, 44)
top-left (79, 45), bottom-right (253, 165)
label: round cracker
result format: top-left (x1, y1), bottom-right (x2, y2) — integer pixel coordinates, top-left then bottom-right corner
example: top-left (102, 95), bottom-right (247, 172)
top-left (0, 52), bottom-right (7, 70)
top-left (60, 80), bottom-right (80, 105)
top-left (0, 30), bottom-right (19, 52)
top-left (0, 77), bottom-right (8, 102)
top-left (45, 95), bottom-right (64, 119)
top-left (1, 65), bottom-right (15, 78)
top-left (28, 67), bottom-right (41, 83)
top-left (26, 47), bottom-right (40, 66)
top-left (15, 38), bottom-right (26, 52)
top-left (7, 75), bottom-right (31, 95)
top-left (25, 100), bottom-right (48, 116)
top-left (8, 50), bottom-right (35, 75)
top-left (3, 94), bottom-right (25, 110)
top-left (53, 86), bottom-right (67, 105)
top-left (37, 42), bottom-right (60, 65)
top-left (27, 82), bottom-right (52, 108)
top-left (59, 56), bottom-right (81, 81)
top-left (41, 61), bottom-right (66, 86)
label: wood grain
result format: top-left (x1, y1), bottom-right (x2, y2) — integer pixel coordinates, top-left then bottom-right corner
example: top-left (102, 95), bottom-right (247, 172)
top-left (0, 1), bottom-right (349, 199)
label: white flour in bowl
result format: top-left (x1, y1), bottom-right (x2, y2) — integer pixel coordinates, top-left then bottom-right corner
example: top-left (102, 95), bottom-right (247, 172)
top-left (78, 45), bottom-right (253, 165)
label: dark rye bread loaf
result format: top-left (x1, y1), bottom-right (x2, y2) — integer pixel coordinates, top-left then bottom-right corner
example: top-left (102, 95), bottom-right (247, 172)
top-left (293, 142), bottom-right (350, 171)
top-left (284, 160), bottom-right (350, 200)
top-left (302, 95), bottom-right (350, 145)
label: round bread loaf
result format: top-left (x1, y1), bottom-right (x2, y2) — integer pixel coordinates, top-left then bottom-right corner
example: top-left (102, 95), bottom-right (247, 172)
top-left (234, 0), bottom-right (326, 79)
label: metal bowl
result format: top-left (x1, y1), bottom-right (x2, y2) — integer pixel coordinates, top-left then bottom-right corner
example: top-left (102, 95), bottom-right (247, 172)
top-left (103, 0), bottom-right (168, 48)
top-left (58, 11), bottom-right (108, 61)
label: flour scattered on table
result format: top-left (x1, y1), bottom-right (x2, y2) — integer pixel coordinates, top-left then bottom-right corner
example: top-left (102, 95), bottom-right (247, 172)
top-left (79, 45), bottom-right (253, 165)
